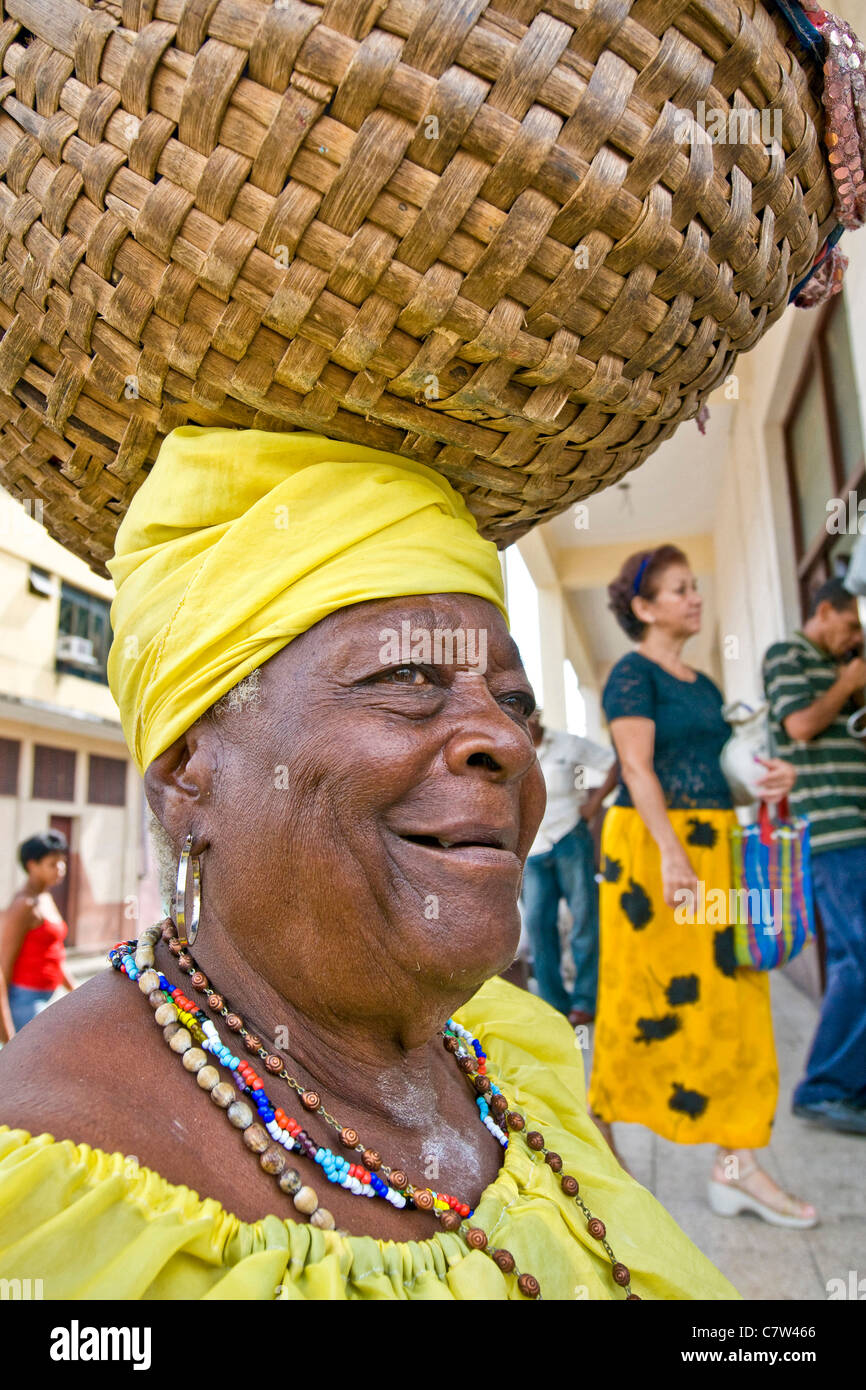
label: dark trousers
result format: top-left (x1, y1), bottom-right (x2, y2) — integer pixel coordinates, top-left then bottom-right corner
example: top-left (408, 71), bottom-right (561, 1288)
top-left (7, 983), bottom-right (54, 1031)
top-left (794, 844), bottom-right (866, 1106)
top-left (522, 821), bottom-right (599, 1016)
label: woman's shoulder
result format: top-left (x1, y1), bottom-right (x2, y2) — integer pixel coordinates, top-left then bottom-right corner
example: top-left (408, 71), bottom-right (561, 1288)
top-left (0, 968), bottom-right (264, 1225)
top-left (0, 968), bottom-right (172, 1153)
top-left (606, 649), bottom-right (649, 676)
top-left (603, 650), bottom-right (649, 689)
top-left (2, 890), bottom-right (39, 925)
top-left (602, 650), bottom-right (658, 717)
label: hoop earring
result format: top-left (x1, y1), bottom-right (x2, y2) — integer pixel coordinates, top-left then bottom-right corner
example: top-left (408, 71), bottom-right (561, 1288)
top-left (174, 833), bottom-right (201, 946)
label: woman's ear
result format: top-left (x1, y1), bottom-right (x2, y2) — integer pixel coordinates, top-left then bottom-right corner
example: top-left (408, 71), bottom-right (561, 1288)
top-left (631, 594), bottom-right (654, 627)
top-left (143, 727), bottom-right (215, 851)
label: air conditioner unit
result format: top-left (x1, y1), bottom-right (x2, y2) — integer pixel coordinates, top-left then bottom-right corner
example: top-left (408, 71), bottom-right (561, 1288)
top-left (57, 634), bottom-right (98, 667)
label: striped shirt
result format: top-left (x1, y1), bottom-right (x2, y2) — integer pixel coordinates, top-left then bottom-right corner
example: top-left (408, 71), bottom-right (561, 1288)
top-left (762, 631), bottom-right (866, 855)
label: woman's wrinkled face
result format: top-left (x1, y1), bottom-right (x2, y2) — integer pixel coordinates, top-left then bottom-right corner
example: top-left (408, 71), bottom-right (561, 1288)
top-left (194, 594), bottom-right (545, 1008)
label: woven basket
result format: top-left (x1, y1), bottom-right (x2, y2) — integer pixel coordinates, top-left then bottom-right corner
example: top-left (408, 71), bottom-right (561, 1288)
top-left (0, 0), bottom-right (835, 571)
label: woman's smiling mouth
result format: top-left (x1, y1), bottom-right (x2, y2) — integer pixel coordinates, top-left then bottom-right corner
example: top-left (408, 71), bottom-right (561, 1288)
top-left (387, 823), bottom-right (522, 871)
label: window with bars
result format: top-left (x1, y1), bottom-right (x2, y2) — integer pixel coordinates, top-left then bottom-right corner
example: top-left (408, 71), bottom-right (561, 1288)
top-left (0, 737), bottom-right (20, 795)
top-left (784, 293), bottom-right (866, 615)
top-left (56, 582), bottom-right (112, 685)
top-left (32, 745), bottom-right (76, 801)
top-left (87, 754), bottom-right (127, 807)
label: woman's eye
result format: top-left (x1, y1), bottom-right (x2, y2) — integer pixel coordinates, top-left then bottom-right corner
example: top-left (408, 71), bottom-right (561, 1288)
top-left (381, 665), bottom-right (429, 685)
top-left (501, 691), bottom-right (534, 717)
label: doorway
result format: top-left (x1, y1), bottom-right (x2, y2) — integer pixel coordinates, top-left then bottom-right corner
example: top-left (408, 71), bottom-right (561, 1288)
top-left (49, 813), bottom-right (77, 946)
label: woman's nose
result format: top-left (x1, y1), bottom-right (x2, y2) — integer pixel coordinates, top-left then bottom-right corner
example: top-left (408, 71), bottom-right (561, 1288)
top-left (442, 690), bottom-right (537, 782)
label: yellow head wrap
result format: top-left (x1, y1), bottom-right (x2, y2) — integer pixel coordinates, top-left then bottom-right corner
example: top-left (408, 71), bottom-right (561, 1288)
top-left (108, 428), bottom-right (508, 773)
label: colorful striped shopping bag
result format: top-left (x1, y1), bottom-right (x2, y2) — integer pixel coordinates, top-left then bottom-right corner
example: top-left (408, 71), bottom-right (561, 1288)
top-left (729, 799), bottom-right (816, 969)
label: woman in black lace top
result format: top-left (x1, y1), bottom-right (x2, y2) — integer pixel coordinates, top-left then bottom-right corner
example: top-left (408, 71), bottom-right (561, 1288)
top-left (588, 545), bottom-right (816, 1229)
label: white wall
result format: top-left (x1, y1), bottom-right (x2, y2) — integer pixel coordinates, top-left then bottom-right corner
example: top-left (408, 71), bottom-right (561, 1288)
top-left (0, 496), bottom-right (119, 722)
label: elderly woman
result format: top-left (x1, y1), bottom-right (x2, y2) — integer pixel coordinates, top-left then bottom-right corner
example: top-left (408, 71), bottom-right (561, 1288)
top-left (0, 429), bottom-right (735, 1299)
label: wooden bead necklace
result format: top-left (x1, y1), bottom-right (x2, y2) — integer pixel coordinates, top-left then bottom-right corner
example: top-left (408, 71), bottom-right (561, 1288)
top-left (441, 1017), bottom-right (639, 1299)
top-left (156, 921), bottom-right (475, 1215)
top-left (111, 920), bottom-right (639, 1300)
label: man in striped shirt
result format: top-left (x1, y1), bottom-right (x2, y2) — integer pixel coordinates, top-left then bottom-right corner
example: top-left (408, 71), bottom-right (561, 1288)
top-left (763, 578), bottom-right (866, 1134)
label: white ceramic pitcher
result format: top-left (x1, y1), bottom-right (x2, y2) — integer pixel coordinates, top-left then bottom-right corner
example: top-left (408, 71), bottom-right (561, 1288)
top-left (720, 700), bottom-right (772, 803)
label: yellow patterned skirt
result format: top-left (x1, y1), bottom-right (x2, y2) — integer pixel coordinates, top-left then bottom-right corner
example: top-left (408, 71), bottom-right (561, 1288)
top-left (588, 807), bottom-right (778, 1148)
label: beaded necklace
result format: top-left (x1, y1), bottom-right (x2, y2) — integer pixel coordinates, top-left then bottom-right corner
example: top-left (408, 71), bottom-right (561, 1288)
top-left (111, 920), bottom-right (640, 1300)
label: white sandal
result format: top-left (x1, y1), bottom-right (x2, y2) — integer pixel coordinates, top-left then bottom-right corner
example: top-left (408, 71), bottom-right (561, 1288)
top-left (707, 1164), bottom-right (818, 1230)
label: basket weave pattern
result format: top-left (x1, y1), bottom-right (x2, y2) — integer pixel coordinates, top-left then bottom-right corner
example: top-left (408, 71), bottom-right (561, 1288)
top-left (0, 0), bottom-right (835, 568)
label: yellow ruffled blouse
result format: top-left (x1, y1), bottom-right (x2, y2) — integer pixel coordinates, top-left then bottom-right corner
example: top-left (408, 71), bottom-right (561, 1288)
top-left (0, 978), bottom-right (738, 1300)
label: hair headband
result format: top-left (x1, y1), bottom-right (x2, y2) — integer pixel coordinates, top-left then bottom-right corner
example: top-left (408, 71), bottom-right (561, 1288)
top-left (632, 552), bottom-right (654, 596)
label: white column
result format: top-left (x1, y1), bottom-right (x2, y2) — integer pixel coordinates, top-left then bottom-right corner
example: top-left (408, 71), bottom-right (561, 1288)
top-left (537, 584), bottom-right (567, 729)
top-left (581, 684), bottom-right (603, 742)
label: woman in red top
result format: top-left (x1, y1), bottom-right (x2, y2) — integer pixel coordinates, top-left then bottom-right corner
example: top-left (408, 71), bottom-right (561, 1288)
top-left (0, 830), bottom-right (75, 1040)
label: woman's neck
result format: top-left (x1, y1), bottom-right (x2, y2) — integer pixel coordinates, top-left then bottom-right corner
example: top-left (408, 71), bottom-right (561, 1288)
top-left (161, 914), bottom-right (456, 1137)
top-left (639, 628), bottom-right (689, 672)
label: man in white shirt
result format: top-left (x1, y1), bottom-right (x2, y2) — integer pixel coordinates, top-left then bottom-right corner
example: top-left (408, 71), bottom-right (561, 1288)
top-left (523, 711), bottom-right (618, 1024)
